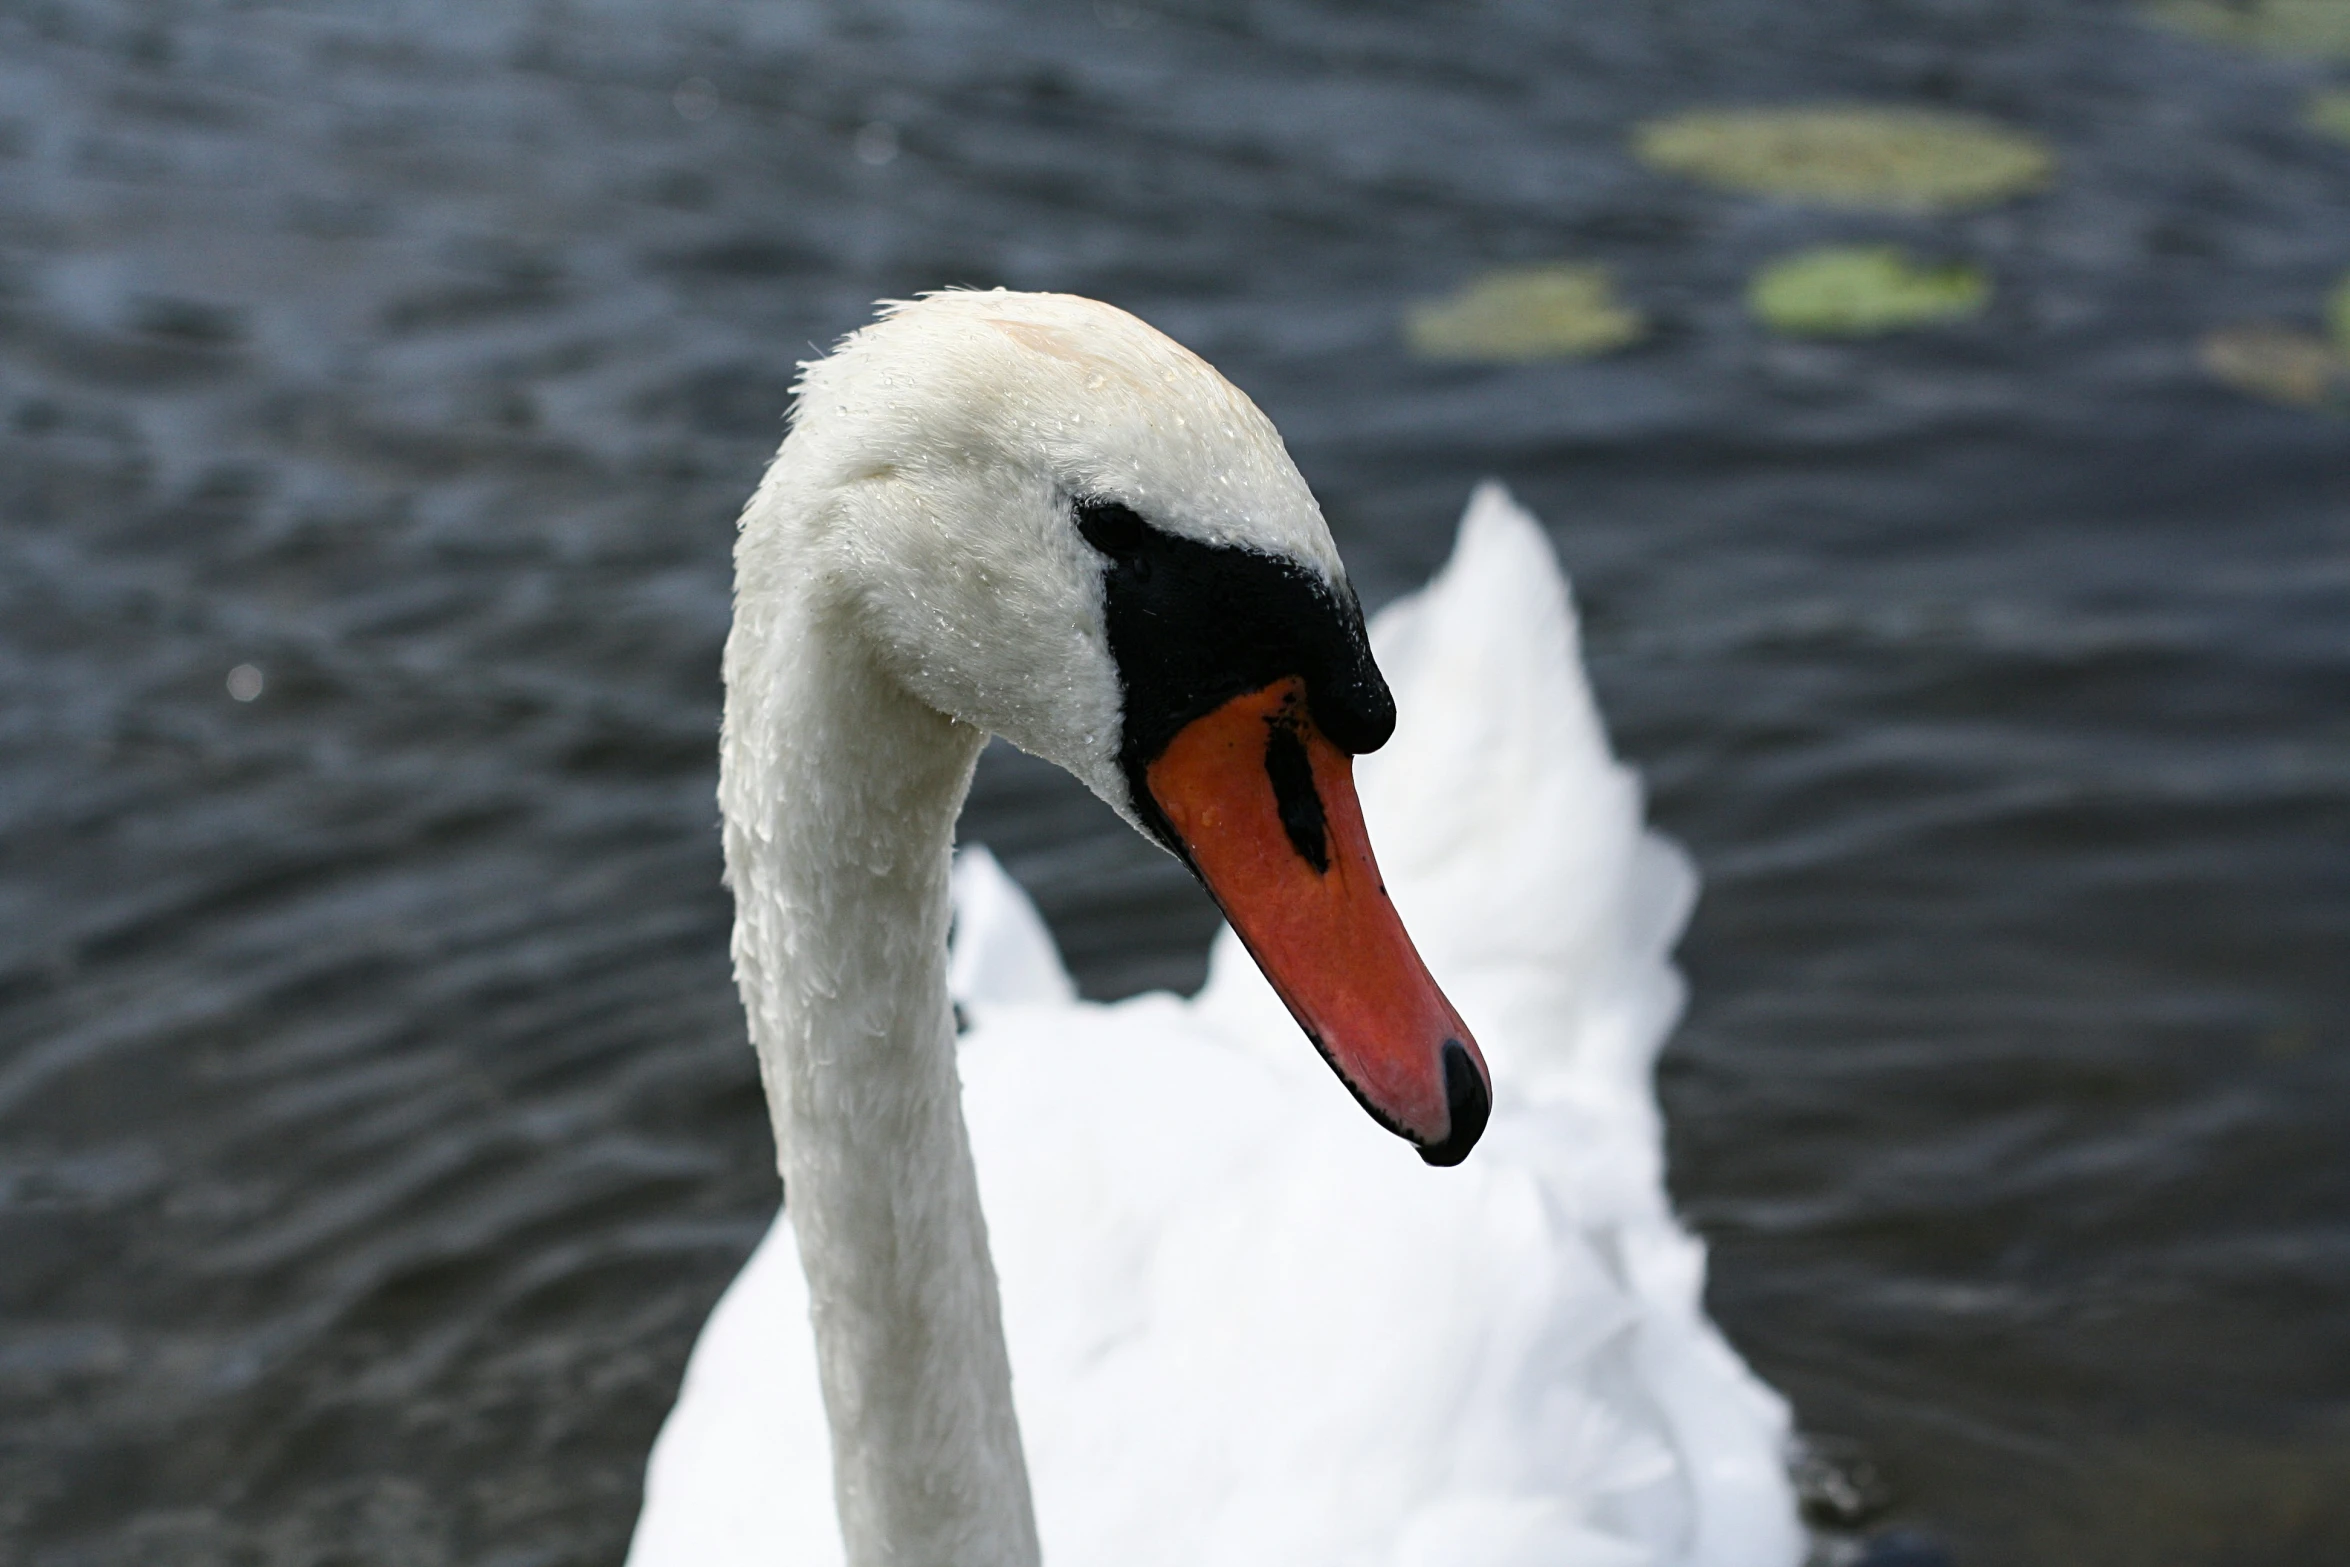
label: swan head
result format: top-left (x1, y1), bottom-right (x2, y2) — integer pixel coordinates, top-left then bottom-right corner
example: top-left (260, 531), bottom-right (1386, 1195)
top-left (749, 290), bottom-right (1490, 1165)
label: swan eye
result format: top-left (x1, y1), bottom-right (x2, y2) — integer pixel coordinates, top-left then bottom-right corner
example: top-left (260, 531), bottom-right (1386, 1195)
top-left (1074, 496), bottom-right (1395, 857)
top-left (1075, 497), bottom-right (1152, 558)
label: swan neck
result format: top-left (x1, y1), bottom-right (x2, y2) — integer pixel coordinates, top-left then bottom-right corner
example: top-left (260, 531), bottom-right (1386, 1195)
top-left (721, 562), bottom-right (1038, 1567)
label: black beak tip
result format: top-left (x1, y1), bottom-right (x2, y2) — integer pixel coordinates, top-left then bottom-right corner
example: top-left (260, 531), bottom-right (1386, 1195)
top-left (1416, 1039), bottom-right (1490, 1168)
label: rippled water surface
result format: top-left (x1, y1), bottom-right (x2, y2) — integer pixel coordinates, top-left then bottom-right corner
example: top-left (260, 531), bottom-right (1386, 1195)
top-left (4, 1), bottom-right (2348, 1562)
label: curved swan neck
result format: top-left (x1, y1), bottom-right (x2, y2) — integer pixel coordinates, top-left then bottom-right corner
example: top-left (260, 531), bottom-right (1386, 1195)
top-left (721, 526), bottom-right (1039, 1567)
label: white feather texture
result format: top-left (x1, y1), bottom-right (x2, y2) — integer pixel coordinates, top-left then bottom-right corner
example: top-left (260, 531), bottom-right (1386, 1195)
top-left (636, 481), bottom-right (1803, 1567)
top-left (714, 292), bottom-right (1367, 1567)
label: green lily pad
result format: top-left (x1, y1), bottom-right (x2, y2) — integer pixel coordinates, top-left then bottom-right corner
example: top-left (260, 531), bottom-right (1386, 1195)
top-left (1404, 265), bottom-right (1647, 362)
top-left (2305, 87), bottom-right (2350, 138)
top-left (1633, 106), bottom-right (2054, 211)
top-left (1748, 246), bottom-right (1991, 337)
top-left (2329, 274), bottom-right (2350, 354)
top-left (2148, 0), bottom-right (2350, 60)
top-left (2199, 323), bottom-right (2350, 407)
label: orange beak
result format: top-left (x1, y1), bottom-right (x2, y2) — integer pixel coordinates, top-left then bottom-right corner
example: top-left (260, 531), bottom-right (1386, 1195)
top-left (1144, 677), bottom-right (1490, 1165)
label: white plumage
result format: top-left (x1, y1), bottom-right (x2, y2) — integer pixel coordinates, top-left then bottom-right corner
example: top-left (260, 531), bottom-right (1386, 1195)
top-left (632, 475), bottom-right (1803, 1567)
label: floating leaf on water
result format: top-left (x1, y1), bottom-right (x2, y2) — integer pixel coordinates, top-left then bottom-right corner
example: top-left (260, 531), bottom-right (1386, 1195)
top-left (1748, 246), bottom-right (1991, 337)
top-left (1404, 265), bottom-right (1647, 362)
top-left (2147, 0), bottom-right (2350, 60)
top-left (2305, 87), bottom-right (2350, 139)
top-left (2328, 274), bottom-right (2350, 355)
top-left (2198, 323), bottom-right (2350, 407)
top-left (1632, 106), bottom-right (2054, 211)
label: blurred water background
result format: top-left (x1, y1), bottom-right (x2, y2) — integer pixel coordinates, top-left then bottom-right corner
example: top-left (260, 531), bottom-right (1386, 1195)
top-left (3, 0), bottom-right (2348, 1562)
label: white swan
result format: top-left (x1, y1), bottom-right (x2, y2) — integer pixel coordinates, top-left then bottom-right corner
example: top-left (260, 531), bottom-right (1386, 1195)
top-left (629, 291), bottom-right (1803, 1567)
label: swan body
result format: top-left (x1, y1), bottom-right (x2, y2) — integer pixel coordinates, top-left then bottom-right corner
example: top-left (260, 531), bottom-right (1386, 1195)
top-left (634, 432), bottom-right (1803, 1567)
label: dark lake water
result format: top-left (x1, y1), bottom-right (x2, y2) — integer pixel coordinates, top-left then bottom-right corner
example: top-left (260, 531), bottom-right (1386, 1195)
top-left (3, 0), bottom-right (2348, 1562)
